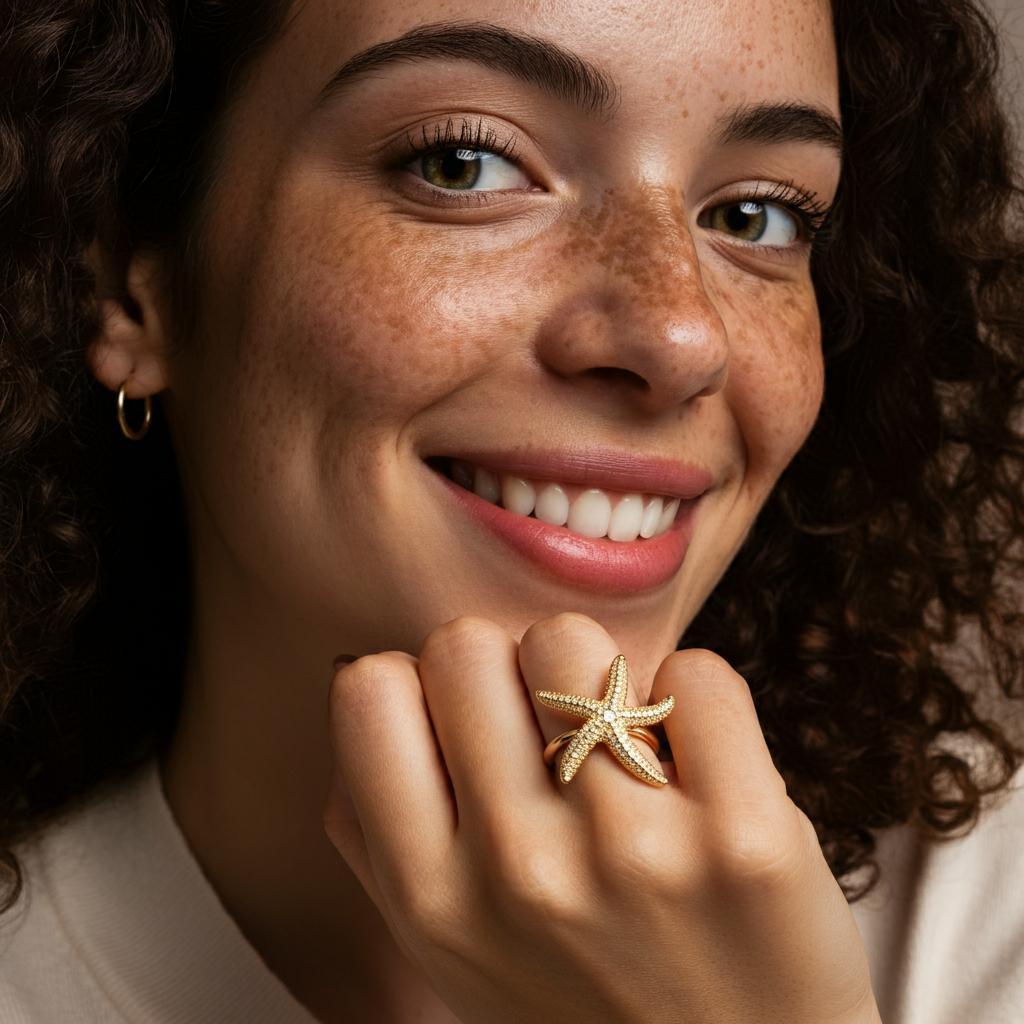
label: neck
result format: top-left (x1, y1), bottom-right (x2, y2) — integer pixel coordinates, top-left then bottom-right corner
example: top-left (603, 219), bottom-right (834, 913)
top-left (158, 559), bottom-right (459, 1023)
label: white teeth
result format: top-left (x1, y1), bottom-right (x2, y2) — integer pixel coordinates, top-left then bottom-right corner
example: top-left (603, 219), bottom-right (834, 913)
top-left (657, 498), bottom-right (680, 533)
top-left (473, 466), bottom-right (501, 504)
top-left (639, 496), bottom-right (664, 538)
top-left (567, 489), bottom-right (612, 539)
top-left (501, 476), bottom-right (536, 516)
top-left (534, 484), bottom-right (569, 526)
top-left (444, 458), bottom-right (688, 541)
top-left (607, 494), bottom-right (644, 542)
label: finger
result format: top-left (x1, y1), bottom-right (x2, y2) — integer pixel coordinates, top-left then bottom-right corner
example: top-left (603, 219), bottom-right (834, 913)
top-left (415, 616), bottom-right (558, 818)
top-left (648, 648), bottom-right (788, 811)
top-left (518, 613), bottom-right (667, 797)
top-left (324, 653), bottom-right (375, 888)
top-left (326, 652), bottom-right (455, 906)
top-left (321, 763), bottom-right (386, 911)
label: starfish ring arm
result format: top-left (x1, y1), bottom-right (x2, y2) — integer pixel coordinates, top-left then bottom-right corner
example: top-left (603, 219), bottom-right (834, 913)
top-left (609, 719), bottom-right (672, 786)
top-left (617, 697), bottom-right (676, 728)
top-left (558, 718), bottom-right (605, 782)
top-left (534, 654), bottom-right (676, 787)
top-left (532, 692), bottom-right (606, 718)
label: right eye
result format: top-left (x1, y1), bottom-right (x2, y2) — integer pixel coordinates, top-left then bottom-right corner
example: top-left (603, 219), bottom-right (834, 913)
top-left (407, 146), bottom-right (534, 193)
top-left (702, 200), bottom-right (802, 248)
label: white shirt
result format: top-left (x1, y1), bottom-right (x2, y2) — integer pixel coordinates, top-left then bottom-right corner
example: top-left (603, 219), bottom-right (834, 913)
top-left (0, 760), bottom-right (316, 1023)
top-left (851, 761), bottom-right (1024, 1022)
top-left (1, 756), bottom-right (1022, 1022)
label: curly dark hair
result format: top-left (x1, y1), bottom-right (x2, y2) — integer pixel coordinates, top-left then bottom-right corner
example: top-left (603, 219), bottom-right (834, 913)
top-left (1, 0), bottom-right (1022, 919)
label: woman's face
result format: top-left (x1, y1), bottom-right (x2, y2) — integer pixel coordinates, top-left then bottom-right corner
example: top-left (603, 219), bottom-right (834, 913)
top-left (163, 0), bottom-right (840, 677)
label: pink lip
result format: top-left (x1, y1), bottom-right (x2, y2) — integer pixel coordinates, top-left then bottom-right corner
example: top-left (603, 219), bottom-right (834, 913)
top-left (435, 447), bottom-right (714, 499)
top-left (427, 461), bottom-right (707, 595)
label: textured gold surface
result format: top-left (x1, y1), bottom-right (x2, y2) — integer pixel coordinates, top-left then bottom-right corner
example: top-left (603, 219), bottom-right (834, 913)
top-left (535, 654), bottom-right (675, 787)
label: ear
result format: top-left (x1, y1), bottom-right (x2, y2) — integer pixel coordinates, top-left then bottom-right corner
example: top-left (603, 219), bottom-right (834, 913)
top-left (83, 240), bottom-right (176, 398)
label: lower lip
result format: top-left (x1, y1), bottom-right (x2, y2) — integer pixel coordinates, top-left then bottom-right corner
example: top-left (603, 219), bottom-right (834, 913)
top-left (429, 467), bottom-right (703, 595)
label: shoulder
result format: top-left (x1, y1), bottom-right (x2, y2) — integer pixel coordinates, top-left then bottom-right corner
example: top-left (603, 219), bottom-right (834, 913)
top-left (852, 760), bottom-right (1024, 1024)
top-left (0, 759), bottom-right (320, 1024)
top-left (0, 818), bottom-right (129, 1023)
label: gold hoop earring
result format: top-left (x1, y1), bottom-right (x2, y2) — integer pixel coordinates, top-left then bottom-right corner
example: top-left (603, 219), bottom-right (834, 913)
top-left (117, 380), bottom-right (152, 441)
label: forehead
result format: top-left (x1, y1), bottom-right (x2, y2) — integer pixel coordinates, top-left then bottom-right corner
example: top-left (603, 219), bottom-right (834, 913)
top-left (248, 0), bottom-right (838, 130)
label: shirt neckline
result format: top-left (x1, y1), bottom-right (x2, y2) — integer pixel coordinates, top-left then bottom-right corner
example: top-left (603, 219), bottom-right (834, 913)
top-left (31, 757), bottom-right (320, 1024)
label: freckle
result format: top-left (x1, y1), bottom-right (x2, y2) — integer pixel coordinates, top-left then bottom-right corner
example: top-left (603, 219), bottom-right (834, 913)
top-left (757, 59), bottom-right (765, 69)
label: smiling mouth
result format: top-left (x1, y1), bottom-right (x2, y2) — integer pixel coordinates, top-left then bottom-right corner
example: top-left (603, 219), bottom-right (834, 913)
top-left (426, 455), bottom-right (684, 543)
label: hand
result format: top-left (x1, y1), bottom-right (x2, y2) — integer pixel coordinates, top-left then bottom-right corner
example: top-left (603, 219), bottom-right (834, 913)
top-left (323, 613), bottom-right (881, 1024)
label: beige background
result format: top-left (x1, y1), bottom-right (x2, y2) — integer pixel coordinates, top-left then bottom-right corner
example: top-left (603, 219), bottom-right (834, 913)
top-left (931, 2), bottom-right (1023, 753)
top-left (990, 0), bottom-right (1024, 751)
top-left (975, 3), bottom-right (1024, 748)
top-left (987, 0), bottom-right (1024, 134)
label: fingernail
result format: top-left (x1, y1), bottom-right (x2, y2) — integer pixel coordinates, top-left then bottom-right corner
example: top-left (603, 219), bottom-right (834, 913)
top-left (333, 654), bottom-right (357, 670)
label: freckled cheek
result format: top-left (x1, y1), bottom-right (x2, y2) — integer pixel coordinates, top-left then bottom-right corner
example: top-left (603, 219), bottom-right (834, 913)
top-left (238, 218), bottom-right (540, 425)
top-left (720, 284), bottom-right (825, 485)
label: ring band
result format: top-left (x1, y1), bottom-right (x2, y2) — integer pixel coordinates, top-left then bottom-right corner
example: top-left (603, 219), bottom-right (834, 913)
top-left (543, 726), bottom-right (661, 767)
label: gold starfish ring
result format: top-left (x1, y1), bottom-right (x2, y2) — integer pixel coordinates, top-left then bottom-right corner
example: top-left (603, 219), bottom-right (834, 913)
top-left (535, 654), bottom-right (675, 787)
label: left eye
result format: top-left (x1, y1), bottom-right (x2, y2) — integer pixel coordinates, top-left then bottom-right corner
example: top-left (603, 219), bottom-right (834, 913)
top-left (410, 147), bottom-right (532, 191)
top-left (704, 200), bottom-right (800, 246)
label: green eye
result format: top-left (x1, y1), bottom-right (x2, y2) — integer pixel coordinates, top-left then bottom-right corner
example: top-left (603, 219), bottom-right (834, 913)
top-left (707, 200), bottom-right (799, 246)
top-left (413, 147), bottom-right (531, 192)
top-left (420, 149), bottom-right (484, 190)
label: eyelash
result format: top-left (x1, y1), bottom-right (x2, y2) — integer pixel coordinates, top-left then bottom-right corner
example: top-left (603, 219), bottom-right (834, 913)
top-left (397, 116), bottom-right (835, 243)
top-left (400, 116), bottom-right (520, 205)
top-left (731, 179), bottom-right (834, 244)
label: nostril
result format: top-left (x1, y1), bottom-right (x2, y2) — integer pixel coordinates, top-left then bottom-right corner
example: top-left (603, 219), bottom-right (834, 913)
top-left (585, 366), bottom-right (648, 388)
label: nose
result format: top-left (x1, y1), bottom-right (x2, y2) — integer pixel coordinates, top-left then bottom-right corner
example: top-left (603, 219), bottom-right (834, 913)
top-left (534, 187), bottom-right (729, 415)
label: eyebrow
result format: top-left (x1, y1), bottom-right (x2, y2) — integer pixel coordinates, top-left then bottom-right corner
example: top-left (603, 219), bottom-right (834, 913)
top-left (716, 102), bottom-right (843, 155)
top-left (314, 20), bottom-right (843, 155)
top-left (314, 20), bottom-right (620, 117)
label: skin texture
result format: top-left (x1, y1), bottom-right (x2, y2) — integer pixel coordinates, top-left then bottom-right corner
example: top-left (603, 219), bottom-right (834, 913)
top-left (85, 0), bottom-right (877, 1020)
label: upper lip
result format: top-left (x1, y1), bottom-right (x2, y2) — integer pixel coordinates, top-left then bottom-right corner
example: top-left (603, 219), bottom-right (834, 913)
top-left (429, 446), bottom-right (714, 500)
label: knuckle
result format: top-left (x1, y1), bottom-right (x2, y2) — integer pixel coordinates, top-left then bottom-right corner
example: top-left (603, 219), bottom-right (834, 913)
top-left (598, 826), bottom-right (690, 895)
top-left (421, 615), bottom-right (504, 663)
top-left (675, 648), bottom-right (742, 689)
top-left (493, 843), bottom-right (581, 925)
top-left (674, 649), bottom-right (757, 721)
top-left (328, 652), bottom-right (413, 722)
top-left (704, 811), bottom-right (806, 889)
top-left (521, 611), bottom-right (600, 651)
